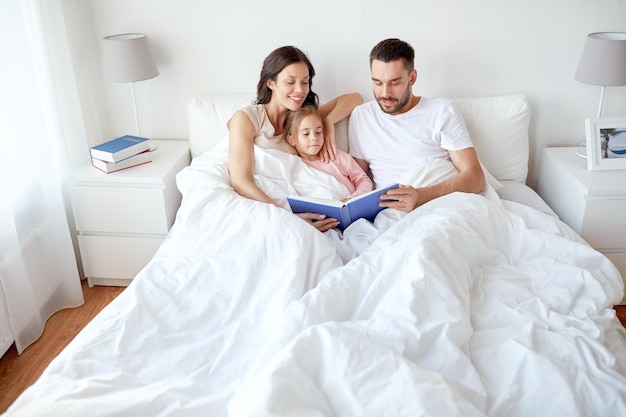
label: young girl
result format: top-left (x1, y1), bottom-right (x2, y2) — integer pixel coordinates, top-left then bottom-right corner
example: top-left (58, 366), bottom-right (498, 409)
top-left (285, 105), bottom-right (373, 199)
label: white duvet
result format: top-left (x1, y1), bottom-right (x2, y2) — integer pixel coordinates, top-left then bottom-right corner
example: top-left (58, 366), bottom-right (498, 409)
top-left (4, 144), bottom-right (626, 417)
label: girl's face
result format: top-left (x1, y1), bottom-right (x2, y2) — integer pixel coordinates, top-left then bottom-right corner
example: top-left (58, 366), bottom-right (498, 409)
top-left (288, 114), bottom-right (324, 160)
top-left (267, 62), bottom-right (310, 111)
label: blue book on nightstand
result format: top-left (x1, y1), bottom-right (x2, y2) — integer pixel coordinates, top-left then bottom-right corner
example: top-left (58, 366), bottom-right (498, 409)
top-left (90, 135), bottom-right (151, 163)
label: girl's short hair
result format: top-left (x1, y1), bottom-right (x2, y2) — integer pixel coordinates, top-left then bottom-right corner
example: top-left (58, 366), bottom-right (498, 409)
top-left (256, 46), bottom-right (319, 108)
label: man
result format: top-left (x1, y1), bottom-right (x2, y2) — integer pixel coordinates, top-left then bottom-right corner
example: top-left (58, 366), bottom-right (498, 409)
top-left (348, 38), bottom-right (486, 212)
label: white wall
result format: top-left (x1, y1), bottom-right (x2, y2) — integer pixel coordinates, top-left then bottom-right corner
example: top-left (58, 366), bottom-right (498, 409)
top-left (62, 0), bottom-right (626, 186)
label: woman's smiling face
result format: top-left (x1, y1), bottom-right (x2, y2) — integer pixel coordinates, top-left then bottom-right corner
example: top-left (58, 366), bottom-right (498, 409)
top-left (268, 62), bottom-right (310, 111)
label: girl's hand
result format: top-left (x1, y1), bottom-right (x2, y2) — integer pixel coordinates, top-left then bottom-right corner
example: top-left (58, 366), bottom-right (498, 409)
top-left (320, 119), bottom-right (337, 162)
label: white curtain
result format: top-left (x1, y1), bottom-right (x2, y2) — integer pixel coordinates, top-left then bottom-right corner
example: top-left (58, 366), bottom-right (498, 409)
top-left (0, 0), bottom-right (84, 353)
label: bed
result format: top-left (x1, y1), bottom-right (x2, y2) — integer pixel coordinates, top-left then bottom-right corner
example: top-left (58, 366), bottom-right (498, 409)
top-left (3, 93), bottom-right (626, 417)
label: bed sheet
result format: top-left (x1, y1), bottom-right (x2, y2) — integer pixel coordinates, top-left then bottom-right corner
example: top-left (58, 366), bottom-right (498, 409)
top-left (3, 144), bottom-right (626, 417)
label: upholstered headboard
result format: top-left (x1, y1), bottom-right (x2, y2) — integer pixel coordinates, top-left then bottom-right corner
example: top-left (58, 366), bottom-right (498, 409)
top-left (188, 93), bottom-right (530, 183)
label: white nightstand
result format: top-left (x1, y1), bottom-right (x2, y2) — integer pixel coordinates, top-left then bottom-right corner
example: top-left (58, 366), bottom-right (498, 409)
top-left (70, 139), bottom-right (191, 287)
top-left (536, 147), bottom-right (626, 304)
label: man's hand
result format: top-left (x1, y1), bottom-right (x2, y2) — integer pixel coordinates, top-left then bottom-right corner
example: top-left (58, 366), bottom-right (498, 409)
top-left (379, 184), bottom-right (419, 212)
top-left (296, 212), bottom-right (340, 232)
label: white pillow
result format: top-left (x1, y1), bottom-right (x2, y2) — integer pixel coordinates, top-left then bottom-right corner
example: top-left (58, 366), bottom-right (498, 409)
top-left (188, 93), bottom-right (254, 158)
top-left (453, 95), bottom-right (530, 183)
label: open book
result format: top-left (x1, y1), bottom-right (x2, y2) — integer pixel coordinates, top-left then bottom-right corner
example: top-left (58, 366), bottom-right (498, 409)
top-left (287, 183), bottom-right (399, 230)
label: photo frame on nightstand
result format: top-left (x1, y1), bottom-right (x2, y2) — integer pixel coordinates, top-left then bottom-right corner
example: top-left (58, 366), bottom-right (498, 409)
top-left (585, 118), bottom-right (626, 171)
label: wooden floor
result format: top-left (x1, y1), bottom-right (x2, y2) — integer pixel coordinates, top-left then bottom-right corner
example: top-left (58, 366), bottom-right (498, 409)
top-left (0, 280), bottom-right (125, 413)
top-left (617, 305), bottom-right (626, 329)
top-left (0, 283), bottom-right (624, 414)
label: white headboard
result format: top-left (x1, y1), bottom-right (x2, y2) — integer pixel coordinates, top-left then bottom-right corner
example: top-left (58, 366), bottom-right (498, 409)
top-left (188, 93), bottom-right (530, 183)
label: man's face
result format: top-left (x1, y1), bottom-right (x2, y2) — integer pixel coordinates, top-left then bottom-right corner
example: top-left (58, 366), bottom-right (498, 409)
top-left (371, 59), bottom-right (416, 115)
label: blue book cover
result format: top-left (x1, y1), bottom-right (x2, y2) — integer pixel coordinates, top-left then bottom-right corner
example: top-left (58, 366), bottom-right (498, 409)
top-left (90, 135), bottom-right (151, 163)
top-left (287, 183), bottom-right (399, 230)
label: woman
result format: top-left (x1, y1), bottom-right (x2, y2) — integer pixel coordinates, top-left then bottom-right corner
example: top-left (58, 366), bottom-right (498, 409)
top-left (228, 46), bottom-right (363, 232)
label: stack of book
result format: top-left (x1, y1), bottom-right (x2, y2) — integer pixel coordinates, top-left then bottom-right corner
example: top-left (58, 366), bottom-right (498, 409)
top-left (90, 135), bottom-right (154, 173)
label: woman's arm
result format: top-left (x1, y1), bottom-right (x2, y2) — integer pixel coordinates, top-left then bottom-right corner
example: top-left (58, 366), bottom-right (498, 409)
top-left (228, 110), bottom-right (280, 207)
top-left (318, 93), bottom-right (363, 161)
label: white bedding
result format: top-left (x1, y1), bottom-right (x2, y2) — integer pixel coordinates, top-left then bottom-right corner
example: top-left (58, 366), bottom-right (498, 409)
top-left (4, 144), bottom-right (626, 417)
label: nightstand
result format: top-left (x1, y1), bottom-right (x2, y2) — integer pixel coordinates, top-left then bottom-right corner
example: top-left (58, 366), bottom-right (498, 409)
top-left (536, 147), bottom-right (626, 304)
top-left (70, 139), bottom-right (190, 287)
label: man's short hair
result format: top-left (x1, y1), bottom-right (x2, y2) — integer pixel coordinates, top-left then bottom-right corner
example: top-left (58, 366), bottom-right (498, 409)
top-left (369, 38), bottom-right (415, 72)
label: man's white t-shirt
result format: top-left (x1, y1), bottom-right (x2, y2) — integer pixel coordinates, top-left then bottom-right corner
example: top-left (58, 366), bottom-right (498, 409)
top-left (348, 97), bottom-right (473, 188)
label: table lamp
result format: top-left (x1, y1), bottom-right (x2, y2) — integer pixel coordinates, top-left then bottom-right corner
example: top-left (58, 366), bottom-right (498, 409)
top-left (102, 33), bottom-right (159, 137)
top-left (575, 32), bottom-right (626, 118)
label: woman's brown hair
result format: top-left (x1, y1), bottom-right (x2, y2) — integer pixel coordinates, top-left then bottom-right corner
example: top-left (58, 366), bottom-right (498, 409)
top-left (255, 46), bottom-right (319, 108)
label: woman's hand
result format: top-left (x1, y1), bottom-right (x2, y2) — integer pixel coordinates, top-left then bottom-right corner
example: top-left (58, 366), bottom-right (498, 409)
top-left (320, 119), bottom-right (337, 162)
top-left (296, 212), bottom-right (339, 232)
top-left (318, 92), bottom-right (363, 163)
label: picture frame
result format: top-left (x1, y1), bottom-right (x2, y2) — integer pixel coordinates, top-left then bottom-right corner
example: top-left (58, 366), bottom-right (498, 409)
top-left (585, 117), bottom-right (626, 171)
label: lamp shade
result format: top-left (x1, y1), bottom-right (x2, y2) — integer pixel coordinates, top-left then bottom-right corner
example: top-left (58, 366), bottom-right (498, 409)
top-left (575, 32), bottom-right (626, 86)
top-left (102, 33), bottom-right (159, 83)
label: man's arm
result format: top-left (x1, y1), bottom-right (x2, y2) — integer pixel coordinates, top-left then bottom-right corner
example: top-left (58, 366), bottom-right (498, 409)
top-left (380, 147), bottom-right (486, 212)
